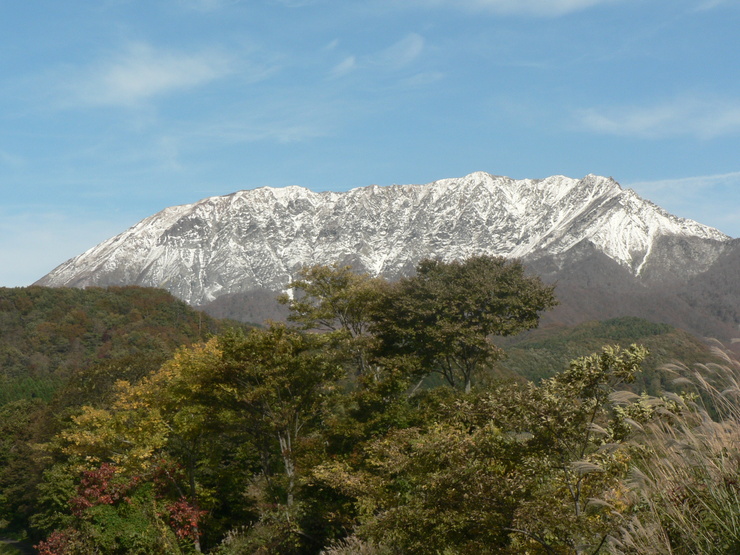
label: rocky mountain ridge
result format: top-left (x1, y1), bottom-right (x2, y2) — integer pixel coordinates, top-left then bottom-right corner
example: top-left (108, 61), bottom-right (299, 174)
top-left (36, 172), bottom-right (731, 310)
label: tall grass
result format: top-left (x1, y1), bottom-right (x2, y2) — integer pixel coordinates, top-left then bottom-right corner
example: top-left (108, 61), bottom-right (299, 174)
top-left (610, 342), bottom-right (740, 554)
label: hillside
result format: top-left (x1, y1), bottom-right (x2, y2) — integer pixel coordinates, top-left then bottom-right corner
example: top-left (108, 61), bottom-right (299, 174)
top-left (0, 286), bottom-right (234, 405)
top-left (494, 316), bottom-right (723, 394)
top-left (1, 263), bottom-right (735, 552)
top-left (529, 240), bottom-right (740, 342)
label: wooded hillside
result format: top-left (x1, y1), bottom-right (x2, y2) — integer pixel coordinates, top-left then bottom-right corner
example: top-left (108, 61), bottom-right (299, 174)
top-left (0, 286), bottom-right (230, 405)
top-left (1, 261), bottom-right (738, 554)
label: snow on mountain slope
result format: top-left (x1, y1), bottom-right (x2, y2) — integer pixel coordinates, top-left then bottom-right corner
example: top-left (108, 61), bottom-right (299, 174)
top-left (36, 172), bottom-right (731, 305)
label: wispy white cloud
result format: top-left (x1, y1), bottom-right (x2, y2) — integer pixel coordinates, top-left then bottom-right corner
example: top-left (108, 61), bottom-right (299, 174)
top-left (269, 0), bottom-right (324, 6)
top-left (577, 97), bottom-right (740, 139)
top-left (629, 171), bottom-right (740, 192)
top-left (331, 56), bottom-right (357, 77)
top-left (154, 136), bottom-right (185, 171)
top-left (65, 42), bottom-right (234, 107)
top-left (172, 92), bottom-right (339, 146)
top-left (410, 0), bottom-right (625, 16)
top-left (371, 33), bottom-right (425, 69)
top-left (177, 0), bottom-right (244, 12)
top-left (0, 149), bottom-right (24, 168)
top-left (694, 0), bottom-right (738, 10)
top-left (627, 171), bottom-right (740, 237)
top-left (327, 34), bottom-right (425, 79)
top-left (401, 71), bottom-right (445, 87)
top-left (195, 113), bottom-right (331, 144)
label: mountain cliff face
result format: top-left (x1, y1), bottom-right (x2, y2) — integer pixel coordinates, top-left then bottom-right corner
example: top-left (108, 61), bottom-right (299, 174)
top-left (36, 172), bottom-right (731, 309)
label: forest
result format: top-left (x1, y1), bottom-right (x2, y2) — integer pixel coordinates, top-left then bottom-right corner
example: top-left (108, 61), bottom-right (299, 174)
top-left (1, 256), bottom-right (740, 554)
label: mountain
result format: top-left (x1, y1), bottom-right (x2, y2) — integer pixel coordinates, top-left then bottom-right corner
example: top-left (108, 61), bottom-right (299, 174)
top-left (35, 172), bottom-right (739, 339)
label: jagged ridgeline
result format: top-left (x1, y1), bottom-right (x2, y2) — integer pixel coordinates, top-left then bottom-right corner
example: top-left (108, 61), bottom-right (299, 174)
top-left (0, 286), bottom-right (233, 404)
top-left (34, 172), bottom-right (740, 340)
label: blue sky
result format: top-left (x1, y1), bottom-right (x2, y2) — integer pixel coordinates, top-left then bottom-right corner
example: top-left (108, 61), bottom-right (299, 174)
top-left (2, 0), bottom-right (740, 286)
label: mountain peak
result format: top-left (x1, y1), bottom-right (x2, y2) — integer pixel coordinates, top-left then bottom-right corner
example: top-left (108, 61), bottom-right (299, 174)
top-left (36, 172), bottom-right (730, 305)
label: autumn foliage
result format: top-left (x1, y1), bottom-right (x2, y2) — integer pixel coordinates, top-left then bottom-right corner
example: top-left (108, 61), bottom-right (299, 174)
top-left (2, 259), bottom-right (740, 553)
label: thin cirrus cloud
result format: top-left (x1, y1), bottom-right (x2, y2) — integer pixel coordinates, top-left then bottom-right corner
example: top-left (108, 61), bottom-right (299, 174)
top-left (629, 171), bottom-right (740, 192)
top-left (372, 33), bottom-right (425, 69)
top-left (330, 56), bottom-right (357, 77)
top-left (577, 97), bottom-right (740, 139)
top-left (177, 0), bottom-right (245, 12)
top-left (329, 34), bottom-right (424, 78)
top-left (412, 0), bottom-right (625, 16)
top-left (627, 171), bottom-right (740, 236)
top-left (0, 149), bottom-right (24, 168)
top-left (65, 42), bottom-right (234, 108)
top-left (695, 0), bottom-right (738, 9)
top-left (0, 210), bottom-right (130, 287)
top-left (168, 90), bottom-right (340, 149)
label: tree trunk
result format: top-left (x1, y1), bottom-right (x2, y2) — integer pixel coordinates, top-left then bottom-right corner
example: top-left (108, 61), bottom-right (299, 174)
top-left (188, 457), bottom-right (202, 553)
top-left (278, 432), bottom-right (295, 507)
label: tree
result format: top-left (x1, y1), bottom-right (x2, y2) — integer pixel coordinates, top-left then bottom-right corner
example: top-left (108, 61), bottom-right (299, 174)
top-left (0, 398), bottom-right (53, 533)
top-left (213, 325), bottom-right (346, 553)
top-left (56, 339), bottom-right (239, 552)
top-left (218, 325), bottom-right (345, 509)
top-left (313, 419), bottom-right (526, 553)
top-left (33, 462), bottom-right (198, 555)
top-left (279, 263), bottom-right (388, 375)
top-left (312, 344), bottom-right (648, 554)
top-left (373, 256), bottom-right (557, 392)
top-left (501, 344), bottom-right (648, 554)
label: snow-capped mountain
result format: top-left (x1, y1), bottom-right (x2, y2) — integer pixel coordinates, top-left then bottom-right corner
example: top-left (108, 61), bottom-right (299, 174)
top-left (36, 172), bottom-right (731, 307)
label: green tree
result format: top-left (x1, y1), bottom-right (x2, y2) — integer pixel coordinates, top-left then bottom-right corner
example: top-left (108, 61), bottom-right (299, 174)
top-left (33, 463), bottom-right (193, 555)
top-left (312, 345), bottom-right (648, 554)
top-left (56, 339), bottom-right (246, 552)
top-left (279, 264), bottom-right (387, 375)
top-left (214, 325), bottom-right (346, 552)
top-left (501, 344), bottom-right (648, 554)
top-left (373, 256), bottom-right (557, 392)
top-left (218, 325), bottom-right (345, 509)
top-left (0, 398), bottom-right (52, 533)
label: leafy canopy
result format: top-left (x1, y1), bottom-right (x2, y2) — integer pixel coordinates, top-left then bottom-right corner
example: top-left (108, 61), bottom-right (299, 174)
top-left (373, 255), bottom-right (557, 392)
